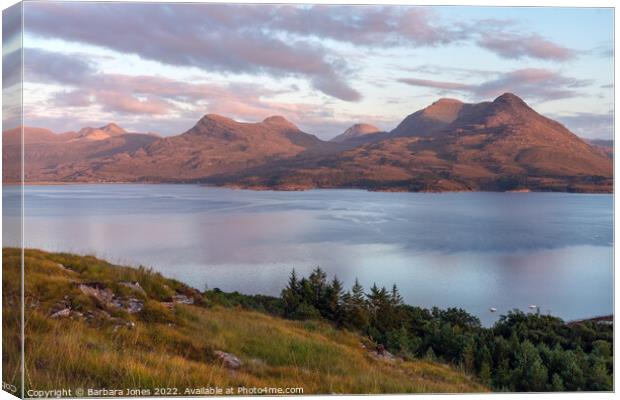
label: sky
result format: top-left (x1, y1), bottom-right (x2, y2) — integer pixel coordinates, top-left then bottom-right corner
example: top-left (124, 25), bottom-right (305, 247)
top-left (3, 2), bottom-right (615, 139)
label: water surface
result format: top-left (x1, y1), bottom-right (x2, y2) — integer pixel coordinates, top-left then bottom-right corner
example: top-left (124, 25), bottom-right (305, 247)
top-left (3, 184), bottom-right (613, 325)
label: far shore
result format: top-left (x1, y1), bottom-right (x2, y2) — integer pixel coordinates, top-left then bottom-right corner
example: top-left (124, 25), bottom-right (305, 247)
top-left (1, 180), bottom-right (613, 194)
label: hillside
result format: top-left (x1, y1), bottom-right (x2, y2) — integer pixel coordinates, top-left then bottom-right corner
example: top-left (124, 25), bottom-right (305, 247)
top-left (586, 139), bottom-right (613, 159)
top-left (331, 123), bottom-right (383, 143)
top-left (24, 115), bottom-right (331, 183)
top-left (2, 248), bottom-right (484, 395)
top-left (2, 94), bottom-right (612, 192)
top-left (2, 124), bottom-right (158, 182)
top-left (206, 94), bottom-right (612, 192)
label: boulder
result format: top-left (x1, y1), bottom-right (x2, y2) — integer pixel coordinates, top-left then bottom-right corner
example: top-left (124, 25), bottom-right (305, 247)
top-left (50, 308), bottom-right (71, 319)
top-left (120, 281), bottom-right (146, 296)
top-left (78, 283), bottom-right (115, 305)
top-left (172, 294), bottom-right (194, 305)
top-left (126, 298), bottom-right (144, 313)
top-left (214, 351), bottom-right (242, 369)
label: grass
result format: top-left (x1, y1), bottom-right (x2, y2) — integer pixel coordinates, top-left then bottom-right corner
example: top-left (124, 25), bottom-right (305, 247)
top-left (3, 248), bottom-right (487, 395)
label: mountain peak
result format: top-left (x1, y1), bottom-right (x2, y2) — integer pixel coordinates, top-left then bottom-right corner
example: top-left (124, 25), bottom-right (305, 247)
top-left (262, 115), bottom-right (298, 130)
top-left (99, 123), bottom-right (125, 136)
top-left (331, 123), bottom-right (381, 142)
top-left (200, 114), bottom-right (235, 124)
top-left (493, 92), bottom-right (527, 107)
top-left (434, 98), bottom-right (463, 105)
top-left (77, 123), bottom-right (126, 140)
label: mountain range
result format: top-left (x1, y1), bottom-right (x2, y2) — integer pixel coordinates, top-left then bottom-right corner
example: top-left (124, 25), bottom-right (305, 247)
top-left (2, 93), bottom-right (613, 192)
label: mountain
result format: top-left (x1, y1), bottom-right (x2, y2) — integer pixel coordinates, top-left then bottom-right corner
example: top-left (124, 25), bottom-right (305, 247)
top-left (76, 122), bottom-right (126, 141)
top-left (205, 93), bottom-right (612, 192)
top-left (331, 123), bottom-right (382, 143)
top-left (25, 115), bottom-right (327, 182)
top-left (586, 139), bottom-right (613, 159)
top-left (2, 124), bottom-right (158, 182)
top-left (2, 94), bottom-right (613, 192)
top-left (390, 98), bottom-right (471, 137)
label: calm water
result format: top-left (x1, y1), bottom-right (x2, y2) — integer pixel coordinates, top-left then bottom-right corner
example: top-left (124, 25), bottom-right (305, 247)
top-left (2, 184), bottom-right (613, 325)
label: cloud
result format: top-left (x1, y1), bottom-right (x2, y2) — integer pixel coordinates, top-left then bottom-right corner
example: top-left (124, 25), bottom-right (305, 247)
top-left (2, 49), bottom-right (21, 88)
top-left (475, 69), bottom-right (589, 100)
top-left (24, 3), bottom-right (360, 102)
top-left (554, 111), bottom-right (614, 140)
top-left (398, 78), bottom-right (471, 91)
top-left (399, 68), bottom-right (590, 102)
top-left (24, 48), bottom-right (95, 85)
top-left (478, 34), bottom-right (575, 61)
top-left (23, 48), bottom-right (365, 137)
top-left (23, 3), bottom-right (575, 104)
top-left (270, 6), bottom-right (467, 47)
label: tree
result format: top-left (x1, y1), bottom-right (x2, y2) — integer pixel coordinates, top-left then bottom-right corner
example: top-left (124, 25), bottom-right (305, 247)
top-left (462, 337), bottom-right (476, 373)
top-left (550, 373), bottom-right (564, 391)
top-left (324, 276), bottom-right (344, 322)
top-left (308, 266), bottom-right (328, 305)
top-left (341, 279), bottom-right (369, 331)
top-left (389, 284), bottom-right (404, 307)
top-left (585, 356), bottom-right (612, 391)
top-left (513, 340), bottom-right (548, 392)
top-left (281, 269), bottom-right (301, 318)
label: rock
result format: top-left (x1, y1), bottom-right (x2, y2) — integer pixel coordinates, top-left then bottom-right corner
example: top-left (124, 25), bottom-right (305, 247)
top-left (50, 308), bottom-right (71, 319)
top-left (369, 345), bottom-right (400, 363)
top-left (126, 298), bottom-right (144, 314)
top-left (110, 298), bottom-right (124, 309)
top-left (214, 351), bottom-right (242, 369)
top-left (120, 281), bottom-right (146, 296)
top-left (172, 294), bottom-right (194, 305)
top-left (370, 350), bottom-right (398, 362)
top-left (56, 263), bottom-right (74, 272)
top-left (79, 282), bottom-right (143, 314)
top-left (78, 283), bottom-right (115, 305)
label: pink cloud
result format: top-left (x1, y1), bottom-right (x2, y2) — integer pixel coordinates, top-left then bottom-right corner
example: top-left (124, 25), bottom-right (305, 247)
top-left (478, 34), bottom-right (575, 61)
top-left (398, 78), bottom-right (471, 91)
top-left (399, 68), bottom-right (590, 102)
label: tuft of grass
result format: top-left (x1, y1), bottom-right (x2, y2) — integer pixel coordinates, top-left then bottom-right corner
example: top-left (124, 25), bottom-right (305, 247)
top-left (4, 248), bottom-right (487, 395)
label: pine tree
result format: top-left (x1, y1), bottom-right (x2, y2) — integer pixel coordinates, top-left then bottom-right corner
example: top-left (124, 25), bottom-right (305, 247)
top-left (324, 276), bottom-right (344, 322)
top-left (341, 278), bottom-right (369, 331)
top-left (308, 266), bottom-right (327, 307)
top-left (389, 284), bottom-right (404, 307)
top-left (281, 269), bottom-right (301, 317)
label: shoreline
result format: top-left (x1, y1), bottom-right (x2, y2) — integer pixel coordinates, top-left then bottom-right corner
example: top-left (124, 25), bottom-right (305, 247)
top-left (1, 181), bottom-right (613, 194)
top-left (6, 246), bottom-right (613, 326)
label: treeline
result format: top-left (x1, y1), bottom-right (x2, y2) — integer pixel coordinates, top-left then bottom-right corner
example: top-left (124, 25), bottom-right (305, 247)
top-left (205, 267), bottom-right (613, 392)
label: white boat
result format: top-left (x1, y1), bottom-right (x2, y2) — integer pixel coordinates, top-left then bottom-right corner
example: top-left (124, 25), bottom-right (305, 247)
top-left (489, 307), bottom-right (497, 312)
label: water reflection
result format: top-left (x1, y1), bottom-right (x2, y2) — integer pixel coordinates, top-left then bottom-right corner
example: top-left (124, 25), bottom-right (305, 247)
top-left (3, 184), bottom-right (613, 325)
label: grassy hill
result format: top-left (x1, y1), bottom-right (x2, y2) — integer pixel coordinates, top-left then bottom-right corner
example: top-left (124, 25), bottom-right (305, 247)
top-left (2, 248), bottom-right (485, 395)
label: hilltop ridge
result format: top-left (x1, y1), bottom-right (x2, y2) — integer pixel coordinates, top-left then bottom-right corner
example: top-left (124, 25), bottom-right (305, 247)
top-left (2, 93), bottom-right (612, 192)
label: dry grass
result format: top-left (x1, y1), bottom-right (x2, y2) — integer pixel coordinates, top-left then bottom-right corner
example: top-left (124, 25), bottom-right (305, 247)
top-left (3, 248), bottom-right (487, 395)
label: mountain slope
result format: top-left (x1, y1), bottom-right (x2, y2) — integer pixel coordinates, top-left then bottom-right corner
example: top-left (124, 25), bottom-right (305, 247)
top-left (390, 98), bottom-right (471, 138)
top-left (31, 115), bottom-right (329, 182)
top-left (331, 123), bottom-right (382, 143)
top-left (2, 125), bottom-right (158, 182)
top-left (206, 94), bottom-right (612, 192)
top-left (4, 248), bottom-right (485, 394)
top-left (586, 139), bottom-right (613, 159)
top-left (2, 94), bottom-right (612, 192)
